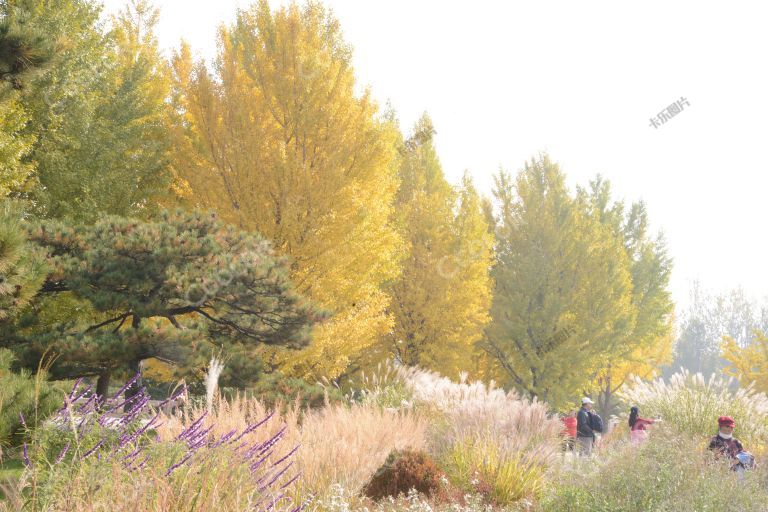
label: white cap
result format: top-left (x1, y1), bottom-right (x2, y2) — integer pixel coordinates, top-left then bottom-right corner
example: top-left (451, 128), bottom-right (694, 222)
top-left (581, 397), bottom-right (594, 404)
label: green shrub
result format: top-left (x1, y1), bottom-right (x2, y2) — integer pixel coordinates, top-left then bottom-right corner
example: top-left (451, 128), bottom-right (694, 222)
top-left (362, 449), bottom-right (444, 501)
top-left (0, 349), bottom-right (63, 450)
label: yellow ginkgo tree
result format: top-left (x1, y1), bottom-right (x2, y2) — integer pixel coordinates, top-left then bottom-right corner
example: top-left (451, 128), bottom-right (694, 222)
top-left (169, 1), bottom-right (402, 380)
top-left (722, 331), bottom-right (768, 393)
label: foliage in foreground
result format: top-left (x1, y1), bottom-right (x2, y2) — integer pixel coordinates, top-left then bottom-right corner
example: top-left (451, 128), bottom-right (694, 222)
top-left (0, 349), bottom-right (61, 451)
top-left (158, 391), bottom-right (429, 505)
top-left (399, 367), bottom-right (562, 506)
top-left (3, 377), bottom-right (301, 512)
top-left (363, 449), bottom-right (445, 501)
top-left (619, 369), bottom-right (768, 448)
top-left (540, 427), bottom-right (768, 512)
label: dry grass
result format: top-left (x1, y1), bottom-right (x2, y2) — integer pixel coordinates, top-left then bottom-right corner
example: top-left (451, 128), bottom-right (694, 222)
top-left (619, 369), bottom-right (768, 450)
top-left (158, 394), bottom-right (429, 503)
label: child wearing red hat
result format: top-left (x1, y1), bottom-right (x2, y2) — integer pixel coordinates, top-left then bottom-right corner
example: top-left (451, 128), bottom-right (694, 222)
top-left (708, 416), bottom-right (744, 468)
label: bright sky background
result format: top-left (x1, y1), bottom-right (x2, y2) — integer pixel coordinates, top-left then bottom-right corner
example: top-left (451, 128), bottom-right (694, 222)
top-left (104, 0), bottom-right (768, 312)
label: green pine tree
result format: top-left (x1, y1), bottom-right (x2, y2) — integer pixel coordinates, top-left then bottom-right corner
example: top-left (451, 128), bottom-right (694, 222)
top-left (8, 210), bottom-right (325, 401)
top-left (0, 201), bottom-right (47, 322)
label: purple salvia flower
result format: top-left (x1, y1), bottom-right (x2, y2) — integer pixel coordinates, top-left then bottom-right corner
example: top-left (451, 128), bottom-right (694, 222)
top-left (121, 445), bottom-right (142, 462)
top-left (177, 412), bottom-right (208, 441)
top-left (186, 424), bottom-right (214, 447)
top-left (243, 440), bottom-right (267, 461)
top-left (127, 455), bottom-right (150, 472)
top-left (255, 492), bottom-right (285, 511)
top-left (259, 461), bottom-right (294, 491)
top-left (249, 450), bottom-right (274, 473)
top-left (75, 392), bottom-right (97, 412)
top-left (106, 388), bottom-right (147, 415)
top-left (68, 378), bottom-right (84, 400)
top-left (252, 491), bottom-right (285, 511)
top-left (70, 384), bottom-right (93, 404)
top-left (271, 444), bottom-right (300, 469)
top-left (120, 401), bottom-right (151, 426)
top-left (253, 428), bottom-right (286, 459)
top-left (22, 443), bottom-right (31, 467)
top-left (82, 439), bottom-right (106, 459)
top-left (111, 372), bottom-right (141, 401)
top-left (19, 412), bottom-right (27, 429)
top-left (165, 451), bottom-right (194, 476)
top-left (156, 385), bottom-right (187, 409)
top-left (229, 411), bottom-right (275, 445)
top-left (210, 429), bottom-right (238, 449)
top-left (280, 472), bottom-right (301, 490)
top-left (55, 443), bottom-right (70, 464)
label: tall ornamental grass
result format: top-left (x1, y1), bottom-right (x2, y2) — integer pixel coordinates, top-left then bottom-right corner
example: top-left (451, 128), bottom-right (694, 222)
top-left (158, 392), bottom-right (429, 505)
top-left (619, 369), bottom-right (768, 449)
top-left (398, 367), bottom-right (562, 506)
top-left (541, 425), bottom-right (768, 512)
top-left (2, 377), bottom-right (300, 512)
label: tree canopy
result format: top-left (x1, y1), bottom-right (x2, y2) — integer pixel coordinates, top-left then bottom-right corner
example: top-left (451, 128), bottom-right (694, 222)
top-left (5, 210), bottom-right (324, 397)
top-left (170, 0), bottom-right (402, 380)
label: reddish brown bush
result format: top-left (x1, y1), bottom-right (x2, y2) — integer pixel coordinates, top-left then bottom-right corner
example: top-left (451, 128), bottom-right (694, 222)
top-left (362, 449), bottom-right (444, 500)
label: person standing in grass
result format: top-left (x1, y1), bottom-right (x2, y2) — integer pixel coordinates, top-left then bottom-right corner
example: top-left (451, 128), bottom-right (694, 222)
top-left (708, 416), bottom-right (745, 471)
top-left (561, 410), bottom-right (577, 452)
top-left (576, 397), bottom-right (596, 456)
top-left (628, 406), bottom-right (657, 445)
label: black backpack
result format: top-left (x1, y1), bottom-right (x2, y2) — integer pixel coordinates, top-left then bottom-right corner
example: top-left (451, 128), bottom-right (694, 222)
top-left (588, 411), bottom-right (604, 433)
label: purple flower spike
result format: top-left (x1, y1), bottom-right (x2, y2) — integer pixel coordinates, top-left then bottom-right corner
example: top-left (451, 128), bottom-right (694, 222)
top-left (22, 443), bottom-right (31, 467)
top-left (166, 451), bottom-right (194, 476)
top-left (111, 372), bottom-right (141, 401)
top-left (258, 461), bottom-right (293, 490)
top-left (230, 411), bottom-right (275, 445)
top-left (177, 411), bottom-right (208, 441)
top-left (280, 472), bottom-right (301, 490)
top-left (19, 412), bottom-right (27, 429)
top-left (82, 439), bottom-right (106, 459)
top-left (68, 378), bottom-right (84, 400)
top-left (157, 385), bottom-right (187, 409)
top-left (271, 444), bottom-right (300, 468)
top-left (55, 443), bottom-right (71, 464)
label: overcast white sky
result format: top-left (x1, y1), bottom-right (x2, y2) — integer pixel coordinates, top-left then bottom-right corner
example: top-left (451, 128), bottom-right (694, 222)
top-left (103, 0), bottom-right (768, 311)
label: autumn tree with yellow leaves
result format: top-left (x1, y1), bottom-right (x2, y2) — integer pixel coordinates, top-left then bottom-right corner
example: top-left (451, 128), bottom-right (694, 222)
top-left (577, 178), bottom-right (675, 416)
top-left (484, 155), bottom-right (638, 409)
top-left (722, 331), bottom-right (768, 393)
top-left (170, 1), bottom-right (402, 379)
top-left (385, 115), bottom-right (493, 378)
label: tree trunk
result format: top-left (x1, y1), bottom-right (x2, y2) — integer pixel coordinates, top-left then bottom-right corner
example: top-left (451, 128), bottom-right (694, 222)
top-left (95, 372), bottom-right (111, 406)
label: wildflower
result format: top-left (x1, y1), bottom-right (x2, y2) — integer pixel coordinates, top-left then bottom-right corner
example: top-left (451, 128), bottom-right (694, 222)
top-left (22, 443), bottom-right (31, 467)
top-left (55, 443), bottom-right (70, 464)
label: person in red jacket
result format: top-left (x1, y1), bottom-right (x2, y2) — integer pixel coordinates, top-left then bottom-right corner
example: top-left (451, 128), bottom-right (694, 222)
top-left (561, 410), bottom-right (577, 451)
top-left (628, 406), bottom-right (657, 445)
